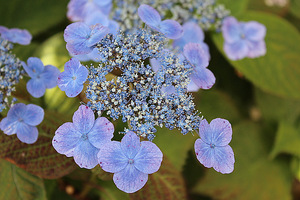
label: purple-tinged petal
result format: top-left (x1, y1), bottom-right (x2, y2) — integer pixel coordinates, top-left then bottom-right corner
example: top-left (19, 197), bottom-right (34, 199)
top-left (113, 165), bottom-right (148, 193)
top-left (67, 0), bottom-right (87, 21)
top-left (222, 16), bottom-right (241, 44)
top-left (198, 119), bottom-right (212, 144)
top-left (98, 141), bottom-right (128, 173)
top-left (73, 105), bottom-right (95, 134)
top-left (0, 117), bottom-right (18, 135)
top-left (93, 0), bottom-right (112, 6)
top-left (66, 40), bottom-right (93, 55)
top-left (173, 21), bottom-right (204, 50)
top-left (150, 58), bottom-right (161, 72)
top-left (108, 20), bottom-right (120, 35)
top-left (0, 26), bottom-right (8, 33)
top-left (52, 122), bottom-right (82, 157)
top-left (23, 104), bottom-right (44, 126)
top-left (26, 78), bottom-right (46, 98)
top-left (183, 43), bottom-right (209, 68)
top-left (86, 24), bottom-right (109, 47)
top-left (23, 57), bottom-right (44, 78)
top-left (224, 40), bottom-right (248, 60)
top-left (134, 141), bottom-right (163, 174)
top-left (187, 79), bottom-right (200, 92)
top-left (138, 4), bottom-right (161, 30)
top-left (121, 131), bottom-right (141, 159)
top-left (194, 138), bottom-right (215, 168)
top-left (160, 20), bottom-right (183, 39)
top-left (213, 145), bottom-right (235, 174)
top-left (190, 67), bottom-right (215, 89)
top-left (88, 117), bottom-right (114, 148)
top-left (84, 10), bottom-right (109, 26)
top-left (1, 28), bottom-right (32, 45)
top-left (209, 118), bottom-right (232, 146)
top-left (73, 140), bottom-right (99, 169)
top-left (16, 123), bottom-right (38, 144)
top-left (6, 103), bottom-right (26, 120)
top-left (247, 40), bottom-right (266, 58)
top-left (244, 21), bottom-right (266, 42)
top-left (161, 85), bottom-right (176, 95)
top-left (40, 65), bottom-right (60, 88)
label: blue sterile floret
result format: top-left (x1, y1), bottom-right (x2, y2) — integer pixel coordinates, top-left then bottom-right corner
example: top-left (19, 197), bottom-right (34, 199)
top-left (0, 37), bottom-right (24, 112)
top-left (98, 131), bottom-right (163, 193)
top-left (52, 105), bottom-right (114, 169)
top-left (85, 28), bottom-right (201, 139)
top-left (22, 57), bottom-right (60, 98)
top-left (0, 103), bottom-right (44, 144)
top-left (0, 26), bottom-right (32, 45)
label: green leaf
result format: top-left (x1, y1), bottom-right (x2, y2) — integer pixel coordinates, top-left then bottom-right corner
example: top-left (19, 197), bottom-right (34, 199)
top-left (270, 121), bottom-right (300, 158)
top-left (219, 0), bottom-right (249, 16)
top-left (291, 156), bottom-right (300, 181)
top-left (0, 159), bottom-right (47, 200)
top-left (255, 88), bottom-right (300, 123)
top-left (194, 89), bottom-right (241, 123)
top-left (193, 122), bottom-right (293, 200)
top-left (290, 0), bottom-right (300, 18)
top-left (154, 127), bottom-right (196, 171)
top-left (212, 11), bottom-right (300, 99)
top-left (0, 0), bottom-right (68, 35)
top-left (130, 158), bottom-right (188, 200)
top-left (0, 110), bottom-right (77, 179)
top-left (94, 180), bottom-right (130, 200)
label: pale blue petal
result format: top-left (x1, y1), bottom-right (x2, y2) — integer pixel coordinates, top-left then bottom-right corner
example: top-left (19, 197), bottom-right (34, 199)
top-left (16, 123), bottom-right (38, 144)
top-left (160, 20), bottom-right (183, 39)
top-left (23, 57), bottom-right (44, 78)
top-left (23, 104), bottom-right (44, 126)
top-left (84, 10), bottom-right (109, 26)
top-left (121, 131), bottom-right (141, 159)
top-left (213, 145), bottom-right (235, 174)
top-left (0, 26), bottom-right (8, 33)
top-left (73, 105), bottom-right (95, 134)
top-left (134, 141), bottom-right (163, 174)
top-left (1, 28), bottom-right (32, 45)
top-left (73, 140), bottom-right (99, 169)
top-left (222, 16), bottom-right (241, 43)
top-left (67, 0), bottom-right (87, 21)
top-left (247, 40), bottom-right (266, 58)
top-left (173, 21), bottom-right (204, 50)
top-left (138, 4), bottom-right (161, 29)
top-left (198, 119), bottom-right (212, 144)
top-left (108, 20), bottom-right (120, 35)
top-left (224, 40), bottom-right (248, 60)
top-left (52, 122), bottom-right (82, 157)
top-left (87, 24), bottom-right (109, 47)
top-left (98, 141), bottom-right (128, 173)
top-left (88, 117), bottom-right (114, 148)
top-left (150, 58), bottom-right (161, 72)
top-left (65, 82), bottom-right (84, 97)
top-left (161, 85), bottom-right (176, 95)
top-left (0, 117), bottom-right (18, 135)
top-left (113, 165), bottom-right (148, 193)
top-left (190, 67), bottom-right (215, 89)
top-left (93, 0), bottom-right (112, 6)
top-left (209, 118), bottom-right (232, 146)
top-left (66, 41), bottom-right (92, 55)
top-left (183, 43), bottom-right (209, 68)
top-left (194, 138), bottom-right (215, 168)
top-left (40, 65), bottom-right (60, 88)
top-left (26, 78), bottom-right (46, 98)
top-left (187, 79), bottom-right (200, 92)
top-left (244, 21), bottom-right (266, 42)
top-left (6, 103), bottom-right (26, 120)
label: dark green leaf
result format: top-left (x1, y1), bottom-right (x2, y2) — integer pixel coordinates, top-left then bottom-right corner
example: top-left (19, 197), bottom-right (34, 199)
top-left (193, 122), bottom-right (293, 200)
top-left (212, 11), bottom-right (300, 99)
top-left (0, 159), bottom-right (47, 200)
top-left (219, 0), bottom-right (249, 16)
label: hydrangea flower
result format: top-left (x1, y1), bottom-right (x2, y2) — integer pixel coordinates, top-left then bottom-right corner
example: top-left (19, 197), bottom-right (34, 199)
top-left (0, 103), bottom-right (44, 144)
top-left (67, 0), bottom-right (112, 22)
top-left (0, 26), bottom-right (32, 45)
top-left (57, 58), bottom-right (88, 98)
top-left (194, 118), bottom-right (235, 174)
top-left (138, 4), bottom-right (183, 39)
top-left (183, 43), bottom-right (215, 89)
top-left (173, 21), bottom-right (210, 58)
top-left (222, 16), bottom-right (266, 60)
top-left (52, 105), bottom-right (114, 169)
top-left (22, 57), bottom-right (60, 98)
top-left (98, 131), bottom-right (163, 193)
top-left (64, 22), bottom-right (109, 55)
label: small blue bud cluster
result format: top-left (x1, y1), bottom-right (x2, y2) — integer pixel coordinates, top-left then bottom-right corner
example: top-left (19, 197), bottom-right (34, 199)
top-left (85, 29), bottom-right (201, 139)
top-left (0, 37), bottom-right (24, 112)
top-left (112, 0), bottom-right (230, 32)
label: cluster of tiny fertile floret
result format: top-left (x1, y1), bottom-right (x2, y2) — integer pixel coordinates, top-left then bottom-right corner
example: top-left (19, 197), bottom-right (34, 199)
top-left (112, 0), bottom-right (230, 32)
top-left (0, 37), bottom-right (23, 112)
top-left (85, 29), bottom-right (201, 140)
